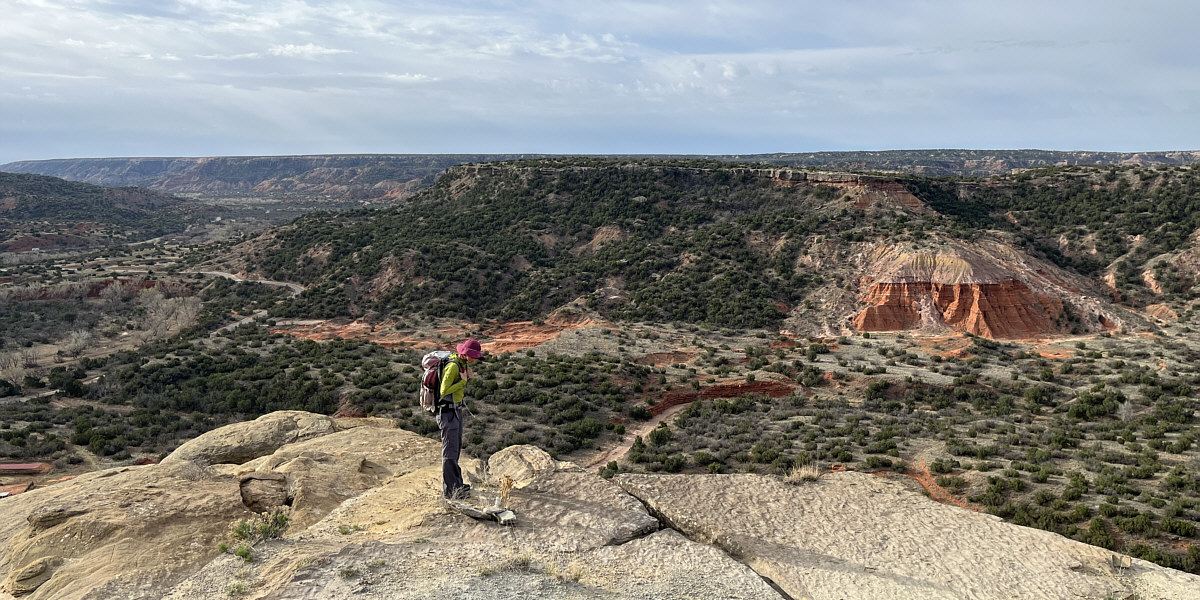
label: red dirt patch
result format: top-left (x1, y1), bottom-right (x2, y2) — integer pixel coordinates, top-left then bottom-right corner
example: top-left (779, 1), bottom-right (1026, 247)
top-left (0, 482), bottom-right (34, 496)
top-left (649, 379), bottom-right (796, 416)
top-left (271, 311), bottom-right (611, 354)
top-left (903, 460), bottom-right (979, 512)
top-left (480, 321), bottom-right (576, 353)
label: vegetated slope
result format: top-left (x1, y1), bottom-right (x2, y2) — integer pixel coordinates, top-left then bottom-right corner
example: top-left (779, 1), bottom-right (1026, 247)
top-left (241, 160), bottom-right (895, 328)
top-left (6, 150), bottom-right (1199, 201)
top-left (0, 171), bottom-right (194, 250)
top-left (745, 149), bottom-right (1200, 176)
top-left (0, 154), bottom-right (542, 202)
top-left (220, 159), bottom-right (1196, 337)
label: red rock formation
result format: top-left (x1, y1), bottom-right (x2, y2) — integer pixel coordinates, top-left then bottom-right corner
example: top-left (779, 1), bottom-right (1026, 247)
top-left (846, 243), bottom-right (1100, 339)
top-left (853, 280), bottom-right (1064, 339)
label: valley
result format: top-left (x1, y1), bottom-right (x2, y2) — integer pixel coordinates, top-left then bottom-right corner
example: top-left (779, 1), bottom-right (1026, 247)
top-left (0, 157), bottom-right (1198, 579)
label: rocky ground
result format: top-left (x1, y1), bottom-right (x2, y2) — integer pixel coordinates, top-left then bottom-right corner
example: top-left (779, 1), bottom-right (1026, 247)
top-left (2, 411), bottom-right (1197, 600)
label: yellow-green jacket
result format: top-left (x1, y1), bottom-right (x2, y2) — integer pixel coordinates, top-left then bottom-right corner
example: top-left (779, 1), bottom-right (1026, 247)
top-left (439, 354), bottom-right (468, 406)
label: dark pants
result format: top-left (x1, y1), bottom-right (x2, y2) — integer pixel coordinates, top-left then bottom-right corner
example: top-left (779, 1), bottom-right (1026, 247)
top-left (437, 406), bottom-right (465, 498)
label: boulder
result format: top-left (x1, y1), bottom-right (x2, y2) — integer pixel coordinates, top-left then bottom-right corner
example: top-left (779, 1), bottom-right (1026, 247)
top-left (486, 444), bottom-right (576, 488)
top-left (161, 411), bottom-right (339, 468)
top-left (239, 472), bottom-right (288, 512)
top-left (0, 465), bottom-right (254, 600)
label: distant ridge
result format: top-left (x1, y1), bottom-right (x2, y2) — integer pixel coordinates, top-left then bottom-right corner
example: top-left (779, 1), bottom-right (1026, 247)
top-left (0, 171), bottom-right (192, 250)
top-left (4, 150), bottom-right (1198, 201)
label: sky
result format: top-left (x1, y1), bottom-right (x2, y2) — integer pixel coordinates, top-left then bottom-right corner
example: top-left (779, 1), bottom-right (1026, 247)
top-left (2, 0), bottom-right (1199, 163)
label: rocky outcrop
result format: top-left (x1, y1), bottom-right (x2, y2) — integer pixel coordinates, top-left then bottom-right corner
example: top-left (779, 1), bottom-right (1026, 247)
top-left (850, 241), bottom-right (1132, 339)
top-left (853, 280), bottom-right (1065, 338)
top-left (616, 472), bottom-right (1200, 600)
top-left (161, 411), bottom-right (339, 468)
top-left (5, 411), bottom-right (1198, 600)
top-left (486, 444), bottom-right (579, 489)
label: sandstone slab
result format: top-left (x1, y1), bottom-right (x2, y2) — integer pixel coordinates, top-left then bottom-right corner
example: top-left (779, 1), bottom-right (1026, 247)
top-left (487, 444), bottom-right (577, 489)
top-left (616, 472), bottom-right (1200, 600)
top-left (161, 411), bottom-right (339, 468)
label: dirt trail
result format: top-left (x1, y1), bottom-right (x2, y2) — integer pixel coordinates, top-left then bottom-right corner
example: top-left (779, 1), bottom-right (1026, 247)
top-left (192, 270), bottom-right (304, 296)
top-left (903, 460), bottom-right (976, 511)
top-left (586, 403), bottom-right (689, 469)
top-left (584, 377), bottom-right (797, 469)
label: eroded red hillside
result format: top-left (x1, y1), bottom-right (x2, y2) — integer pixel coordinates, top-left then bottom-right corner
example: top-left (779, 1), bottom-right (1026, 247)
top-left (849, 242), bottom-right (1130, 339)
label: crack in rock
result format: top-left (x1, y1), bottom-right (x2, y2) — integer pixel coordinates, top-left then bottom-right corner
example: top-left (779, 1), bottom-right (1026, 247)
top-left (614, 477), bottom-right (794, 600)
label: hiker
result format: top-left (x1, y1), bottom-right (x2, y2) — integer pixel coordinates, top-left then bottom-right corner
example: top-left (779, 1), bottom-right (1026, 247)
top-left (438, 338), bottom-right (483, 499)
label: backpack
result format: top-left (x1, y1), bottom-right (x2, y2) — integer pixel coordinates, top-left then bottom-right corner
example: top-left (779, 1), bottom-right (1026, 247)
top-left (419, 351), bottom-right (452, 414)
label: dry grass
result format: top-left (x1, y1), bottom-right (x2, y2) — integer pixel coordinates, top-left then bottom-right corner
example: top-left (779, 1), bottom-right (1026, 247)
top-left (499, 475), bottom-right (514, 508)
top-left (784, 462), bottom-right (822, 485)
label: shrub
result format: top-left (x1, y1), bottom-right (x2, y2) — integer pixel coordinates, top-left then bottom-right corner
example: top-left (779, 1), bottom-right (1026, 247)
top-left (785, 462), bottom-right (821, 484)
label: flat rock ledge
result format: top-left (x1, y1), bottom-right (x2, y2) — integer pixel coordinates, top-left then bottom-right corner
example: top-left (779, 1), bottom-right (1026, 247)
top-left (3, 412), bottom-right (1198, 600)
top-left (615, 472), bottom-right (1200, 600)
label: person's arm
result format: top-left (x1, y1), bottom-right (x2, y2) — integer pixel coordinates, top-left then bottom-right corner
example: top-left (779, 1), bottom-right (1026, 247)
top-left (440, 361), bottom-right (466, 398)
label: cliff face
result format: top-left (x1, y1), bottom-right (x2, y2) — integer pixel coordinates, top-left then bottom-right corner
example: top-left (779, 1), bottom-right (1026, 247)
top-left (853, 280), bottom-right (1065, 339)
top-left (850, 242), bottom-right (1127, 339)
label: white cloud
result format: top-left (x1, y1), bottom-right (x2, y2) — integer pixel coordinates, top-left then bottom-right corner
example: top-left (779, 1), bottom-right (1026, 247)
top-left (267, 43), bottom-right (351, 59)
top-left (196, 52), bottom-right (262, 60)
top-left (385, 73), bottom-right (436, 83)
top-left (1, 0), bottom-right (1199, 163)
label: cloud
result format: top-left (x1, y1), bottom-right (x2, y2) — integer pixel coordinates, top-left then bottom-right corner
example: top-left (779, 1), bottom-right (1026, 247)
top-left (196, 52), bottom-right (262, 60)
top-left (385, 73), bottom-right (437, 83)
top-left (267, 43), bottom-right (351, 59)
top-left (1, 1), bottom-right (1199, 163)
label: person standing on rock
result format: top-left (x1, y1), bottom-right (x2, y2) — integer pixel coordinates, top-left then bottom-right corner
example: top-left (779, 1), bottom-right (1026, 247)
top-left (438, 338), bottom-right (483, 499)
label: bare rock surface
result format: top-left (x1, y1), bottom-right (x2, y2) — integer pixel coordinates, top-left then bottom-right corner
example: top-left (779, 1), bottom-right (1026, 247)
top-left (161, 411), bottom-right (339, 468)
top-left (0, 462), bottom-right (255, 600)
top-left (6, 411), bottom-right (1198, 600)
top-left (487, 444), bottom-right (579, 488)
top-left (616, 471), bottom-right (1200, 600)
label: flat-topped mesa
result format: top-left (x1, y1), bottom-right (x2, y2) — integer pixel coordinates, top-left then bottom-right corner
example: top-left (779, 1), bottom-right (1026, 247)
top-left (851, 243), bottom-right (1107, 339)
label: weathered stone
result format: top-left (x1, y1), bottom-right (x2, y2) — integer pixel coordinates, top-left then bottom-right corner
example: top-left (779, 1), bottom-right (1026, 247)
top-left (5, 557), bottom-right (53, 595)
top-left (239, 473), bottom-right (289, 512)
top-left (0, 413), bottom-right (437, 600)
top-left (25, 507), bottom-right (88, 531)
top-left (162, 411), bottom-right (339, 468)
top-left (616, 472), bottom-right (1200, 600)
top-left (486, 444), bottom-right (559, 488)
